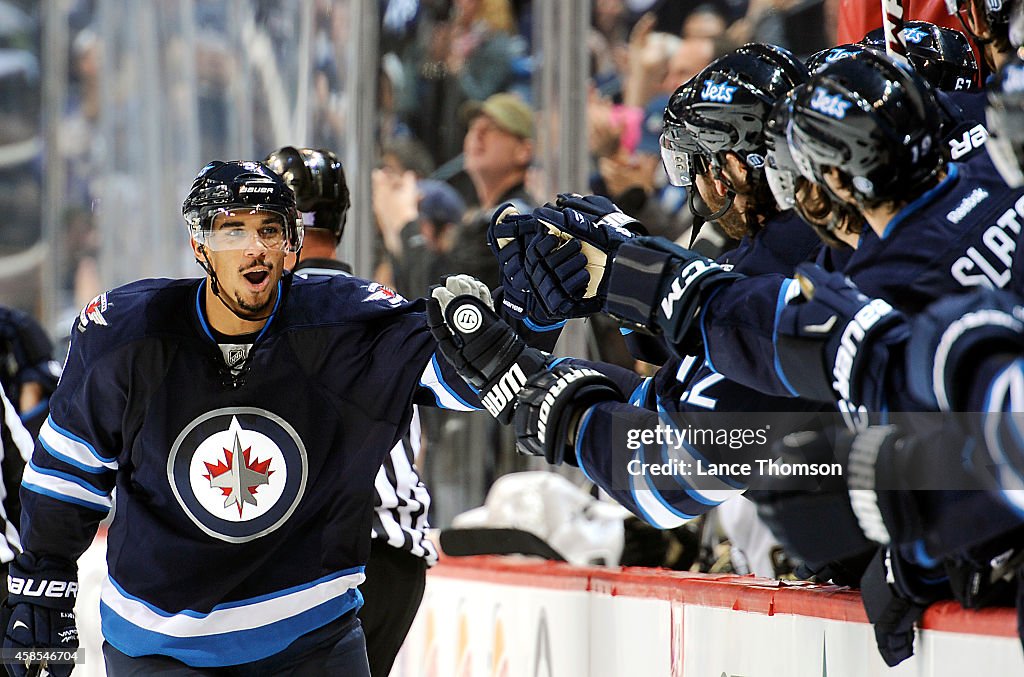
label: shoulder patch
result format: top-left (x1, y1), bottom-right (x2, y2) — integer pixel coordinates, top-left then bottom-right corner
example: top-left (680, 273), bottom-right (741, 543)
top-left (362, 282), bottom-right (406, 307)
top-left (78, 293), bottom-right (110, 333)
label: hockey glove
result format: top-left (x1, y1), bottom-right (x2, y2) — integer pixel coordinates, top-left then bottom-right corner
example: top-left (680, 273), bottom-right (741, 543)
top-left (860, 546), bottom-right (949, 667)
top-left (776, 263), bottom-right (910, 421)
top-left (604, 236), bottom-right (742, 350)
top-left (487, 203), bottom-right (562, 326)
top-left (905, 288), bottom-right (1024, 412)
top-left (426, 275), bottom-right (550, 424)
top-left (524, 196), bottom-right (643, 317)
top-left (3, 553), bottom-right (79, 677)
top-left (513, 362), bottom-right (624, 464)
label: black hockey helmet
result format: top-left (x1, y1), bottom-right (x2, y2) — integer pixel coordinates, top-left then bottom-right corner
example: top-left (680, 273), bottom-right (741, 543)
top-left (683, 44), bottom-right (810, 178)
top-left (263, 146), bottom-right (350, 242)
top-left (182, 160), bottom-right (303, 253)
top-left (986, 55), bottom-right (1024, 187)
top-left (945, 0), bottom-right (1012, 46)
top-left (766, 91), bottom-right (863, 247)
top-left (861, 22), bottom-right (979, 91)
top-left (789, 50), bottom-right (944, 207)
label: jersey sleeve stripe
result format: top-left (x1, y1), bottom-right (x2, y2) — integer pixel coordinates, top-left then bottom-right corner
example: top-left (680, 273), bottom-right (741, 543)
top-left (21, 480), bottom-right (111, 513)
top-left (771, 279), bottom-right (801, 398)
top-left (417, 355), bottom-right (478, 411)
top-left (43, 417), bottom-right (119, 466)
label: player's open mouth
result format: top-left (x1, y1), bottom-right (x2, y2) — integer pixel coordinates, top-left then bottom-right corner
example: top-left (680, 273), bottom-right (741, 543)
top-left (243, 270), bottom-right (271, 290)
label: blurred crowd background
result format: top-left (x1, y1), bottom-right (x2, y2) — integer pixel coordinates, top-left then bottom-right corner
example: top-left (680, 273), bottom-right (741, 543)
top-left (1, 0), bottom-right (838, 527)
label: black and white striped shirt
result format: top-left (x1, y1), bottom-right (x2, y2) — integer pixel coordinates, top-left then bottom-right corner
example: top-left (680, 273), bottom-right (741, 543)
top-left (0, 384), bottom-right (31, 564)
top-left (293, 258), bottom-right (438, 564)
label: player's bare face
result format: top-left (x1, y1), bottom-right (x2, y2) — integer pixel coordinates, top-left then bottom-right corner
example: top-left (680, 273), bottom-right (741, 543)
top-left (205, 212), bottom-right (286, 318)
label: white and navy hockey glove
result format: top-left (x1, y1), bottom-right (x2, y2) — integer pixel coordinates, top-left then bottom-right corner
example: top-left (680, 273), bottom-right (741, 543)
top-left (426, 275), bottom-right (550, 424)
top-left (3, 553), bottom-right (79, 677)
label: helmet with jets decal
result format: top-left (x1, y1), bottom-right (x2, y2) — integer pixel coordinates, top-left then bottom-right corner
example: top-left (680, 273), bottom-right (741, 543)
top-left (682, 43), bottom-right (810, 180)
top-left (789, 50), bottom-right (944, 208)
top-left (182, 160), bottom-right (303, 253)
top-left (860, 21), bottom-right (979, 91)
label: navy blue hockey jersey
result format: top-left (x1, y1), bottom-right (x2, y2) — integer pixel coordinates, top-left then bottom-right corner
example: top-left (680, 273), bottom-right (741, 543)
top-left (22, 273), bottom-right (478, 667)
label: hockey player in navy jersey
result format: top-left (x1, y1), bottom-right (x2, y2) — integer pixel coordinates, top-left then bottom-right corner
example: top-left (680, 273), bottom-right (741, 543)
top-left (0, 160), bottom-right (485, 676)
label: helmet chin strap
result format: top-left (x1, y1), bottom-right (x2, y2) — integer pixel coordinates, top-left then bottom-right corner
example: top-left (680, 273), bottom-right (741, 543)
top-left (196, 245), bottom-right (278, 325)
top-left (688, 185), bottom-right (735, 222)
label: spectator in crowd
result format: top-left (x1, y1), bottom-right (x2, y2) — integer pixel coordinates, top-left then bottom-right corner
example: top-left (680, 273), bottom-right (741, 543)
top-left (725, 0), bottom-right (830, 59)
top-left (449, 92), bottom-right (535, 290)
top-left (683, 5), bottom-right (730, 39)
top-left (394, 180), bottom-right (466, 299)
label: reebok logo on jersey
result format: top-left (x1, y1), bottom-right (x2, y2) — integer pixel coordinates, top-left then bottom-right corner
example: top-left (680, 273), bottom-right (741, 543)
top-left (482, 363), bottom-right (528, 418)
top-left (809, 87), bottom-right (852, 120)
top-left (946, 188), bottom-right (989, 223)
top-left (701, 80), bottom-right (737, 103)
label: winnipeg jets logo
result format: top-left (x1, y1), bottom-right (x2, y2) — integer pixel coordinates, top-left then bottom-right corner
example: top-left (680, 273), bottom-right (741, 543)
top-left (77, 293), bottom-right (109, 332)
top-left (701, 80), bottom-right (737, 103)
top-left (809, 87), bottom-right (852, 119)
top-left (902, 27), bottom-right (928, 43)
top-left (362, 282), bottom-right (405, 307)
top-left (824, 48), bottom-right (855, 64)
top-left (168, 408), bottom-right (308, 542)
top-left (203, 424), bottom-right (274, 517)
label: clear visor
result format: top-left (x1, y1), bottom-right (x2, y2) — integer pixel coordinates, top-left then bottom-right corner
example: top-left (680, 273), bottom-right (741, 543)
top-left (195, 208), bottom-right (299, 252)
top-left (765, 155), bottom-right (798, 211)
top-left (660, 135), bottom-right (707, 187)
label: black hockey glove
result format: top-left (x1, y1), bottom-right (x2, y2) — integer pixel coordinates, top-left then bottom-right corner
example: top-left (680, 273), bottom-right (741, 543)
top-left (604, 236), bottom-right (742, 350)
top-left (426, 275), bottom-right (550, 424)
top-left (487, 203), bottom-right (561, 325)
top-left (905, 288), bottom-right (1024, 411)
top-left (523, 196), bottom-right (643, 317)
top-left (513, 362), bottom-right (623, 465)
top-left (3, 553), bottom-right (79, 677)
top-left (776, 263), bottom-right (910, 424)
top-left (860, 546), bottom-right (949, 667)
